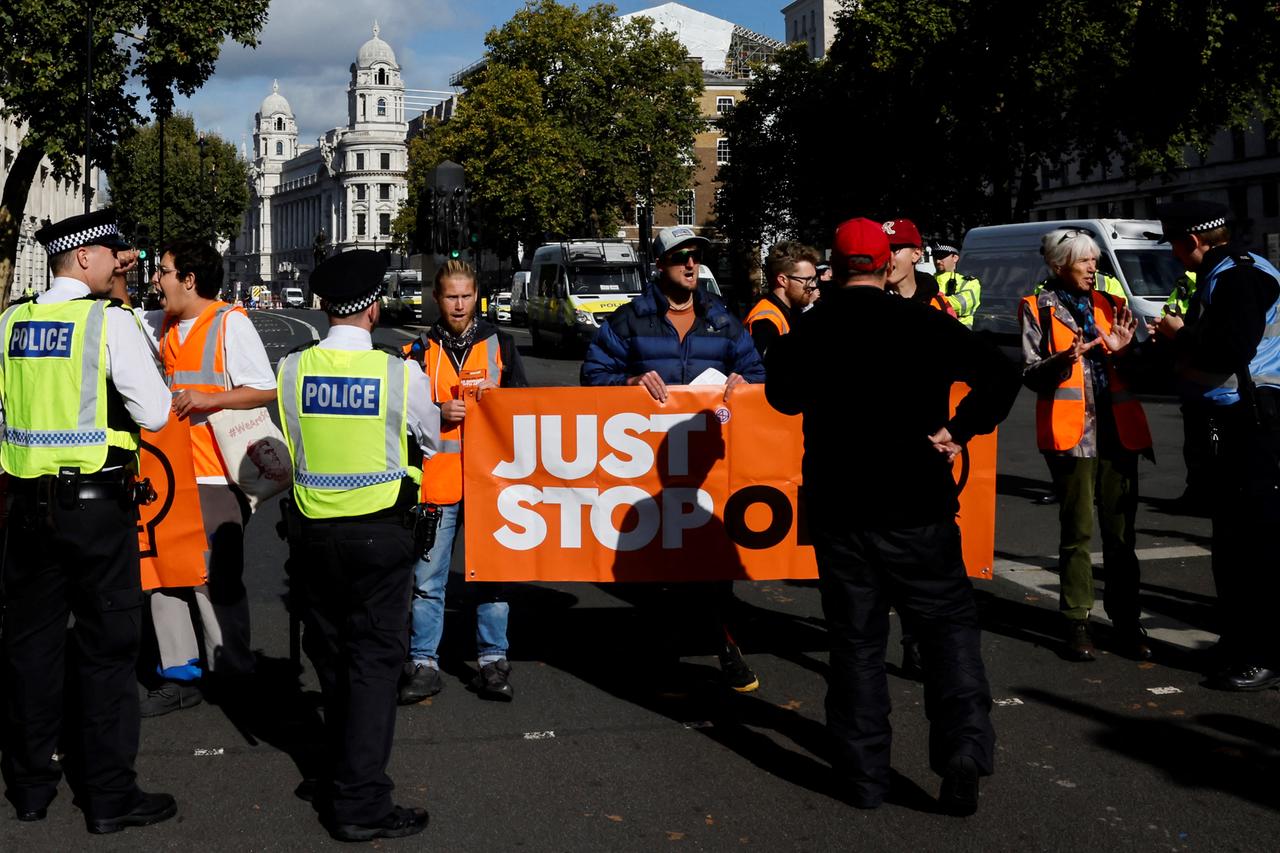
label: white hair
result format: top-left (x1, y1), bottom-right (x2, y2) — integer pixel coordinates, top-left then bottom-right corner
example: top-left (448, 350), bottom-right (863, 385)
top-left (1041, 228), bottom-right (1100, 270)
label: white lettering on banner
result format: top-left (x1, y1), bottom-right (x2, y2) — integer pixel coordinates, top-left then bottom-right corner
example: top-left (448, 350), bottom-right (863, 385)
top-left (491, 413), bottom-right (707, 480)
top-left (494, 484), bottom-right (713, 551)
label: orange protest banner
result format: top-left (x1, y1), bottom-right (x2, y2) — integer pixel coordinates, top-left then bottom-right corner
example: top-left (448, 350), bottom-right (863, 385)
top-left (463, 385), bottom-right (996, 583)
top-left (138, 420), bottom-right (207, 591)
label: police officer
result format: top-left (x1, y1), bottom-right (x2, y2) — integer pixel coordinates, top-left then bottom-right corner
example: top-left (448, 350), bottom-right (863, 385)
top-left (276, 250), bottom-right (439, 840)
top-left (765, 217), bottom-right (1021, 815)
top-left (0, 209), bottom-right (175, 833)
top-left (933, 240), bottom-right (982, 327)
top-left (1150, 200), bottom-right (1280, 691)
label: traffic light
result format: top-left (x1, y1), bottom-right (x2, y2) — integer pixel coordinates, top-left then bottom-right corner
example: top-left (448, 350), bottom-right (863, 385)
top-left (417, 187), bottom-right (437, 255)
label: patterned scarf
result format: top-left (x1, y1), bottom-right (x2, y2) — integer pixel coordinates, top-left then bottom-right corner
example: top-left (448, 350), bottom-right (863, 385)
top-left (433, 318), bottom-right (480, 371)
top-left (1052, 285), bottom-right (1109, 394)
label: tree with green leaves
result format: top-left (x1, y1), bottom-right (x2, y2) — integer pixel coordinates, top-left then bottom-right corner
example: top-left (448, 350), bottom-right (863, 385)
top-left (107, 114), bottom-right (249, 247)
top-left (397, 0), bottom-right (702, 263)
top-left (718, 0), bottom-right (1280, 258)
top-left (0, 0), bottom-right (269, 305)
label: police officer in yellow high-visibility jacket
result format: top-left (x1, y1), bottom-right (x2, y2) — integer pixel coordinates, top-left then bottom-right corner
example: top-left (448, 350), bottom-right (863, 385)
top-left (933, 241), bottom-right (982, 327)
top-left (276, 250), bottom-right (439, 843)
top-left (0, 210), bottom-right (177, 834)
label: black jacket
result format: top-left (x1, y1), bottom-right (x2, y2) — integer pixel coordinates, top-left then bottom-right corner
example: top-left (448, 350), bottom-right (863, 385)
top-left (1176, 243), bottom-right (1280, 386)
top-left (765, 285), bottom-right (1021, 528)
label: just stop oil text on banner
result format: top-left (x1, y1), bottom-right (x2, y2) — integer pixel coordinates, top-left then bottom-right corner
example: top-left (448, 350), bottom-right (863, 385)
top-left (463, 386), bottom-right (996, 583)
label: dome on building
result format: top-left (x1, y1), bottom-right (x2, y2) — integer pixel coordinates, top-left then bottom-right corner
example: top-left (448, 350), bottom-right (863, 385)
top-left (260, 79), bottom-right (292, 117)
top-left (357, 21), bottom-right (397, 67)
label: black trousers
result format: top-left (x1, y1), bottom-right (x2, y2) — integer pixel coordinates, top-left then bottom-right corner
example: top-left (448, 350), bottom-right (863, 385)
top-left (812, 518), bottom-right (994, 801)
top-left (1, 490), bottom-right (145, 819)
top-left (289, 513), bottom-right (415, 825)
top-left (1206, 405), bottom-right (1280, 667)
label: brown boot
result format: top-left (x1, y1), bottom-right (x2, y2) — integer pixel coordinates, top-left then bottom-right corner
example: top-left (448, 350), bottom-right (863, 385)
top-left (1063, 621), bottom-right (1096, 662)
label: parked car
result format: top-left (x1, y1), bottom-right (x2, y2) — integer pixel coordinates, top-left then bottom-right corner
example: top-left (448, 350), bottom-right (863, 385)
top-left (494, 291), bottom-right (512, 323)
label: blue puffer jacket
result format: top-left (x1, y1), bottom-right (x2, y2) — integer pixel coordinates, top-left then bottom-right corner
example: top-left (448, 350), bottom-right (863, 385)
top-left (581, 284), bottom-right (766, 386)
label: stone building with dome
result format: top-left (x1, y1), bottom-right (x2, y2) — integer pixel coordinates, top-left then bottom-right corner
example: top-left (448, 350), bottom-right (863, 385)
top-left (227, 22), bottom-right (409, 289)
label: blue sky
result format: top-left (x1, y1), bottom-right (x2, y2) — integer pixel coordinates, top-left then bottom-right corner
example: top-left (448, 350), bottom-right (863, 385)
top-left (175, 1), bottom-right (785, 148)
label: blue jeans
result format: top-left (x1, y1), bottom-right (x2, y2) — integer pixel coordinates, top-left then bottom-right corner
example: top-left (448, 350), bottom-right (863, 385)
top-left (409, 503), bottom-right (510, 664)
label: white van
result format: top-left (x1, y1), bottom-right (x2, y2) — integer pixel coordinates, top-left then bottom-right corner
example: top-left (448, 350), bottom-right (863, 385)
top-left (283, 286), bottom-right (305, 308)
top-left (527, 241), bottom-right (645, 350)
top-left (509, 271), bottom-right (531, 327)
top-left (959, 219), bottom-right (1181, 341)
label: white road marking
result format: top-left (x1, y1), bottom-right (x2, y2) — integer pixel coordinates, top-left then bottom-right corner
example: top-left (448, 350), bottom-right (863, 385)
top-left (993, 697), bottom-right (1024, 707)
top-left (193, 747), bottom-right (225, 757)
top-left (252, 310), bottom-right (319, 342)
top-left (1146, 686), bottom-right (1183, 695)
top-left (993, 545), bottom-right (1219, 651)
top-left (522, 730), bottom-right (555, 740)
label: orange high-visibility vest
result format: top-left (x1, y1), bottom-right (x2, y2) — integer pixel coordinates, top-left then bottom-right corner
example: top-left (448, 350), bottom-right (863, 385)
top-left (1020, 291), bottom-right (1151, 453)
top-left (745, 297), bottom-right (790, 337)
top-left (929, 293), bottom-right (956, 317)
top-left (414, 333), bottom-right (503, 505)
top-left (162, 301), bottom-right (244, 479)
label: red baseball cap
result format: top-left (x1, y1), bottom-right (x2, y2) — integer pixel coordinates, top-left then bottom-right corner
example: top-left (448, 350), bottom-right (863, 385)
top-left (831, 218), bottom-right (891, 274)
top-left (882, 218), bottom-right (922, 249)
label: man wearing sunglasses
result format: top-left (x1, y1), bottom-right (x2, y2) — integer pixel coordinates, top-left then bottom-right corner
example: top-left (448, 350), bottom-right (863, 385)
top-left (745, 241), bottom-right (822, 357)
top-left (582, 225), bottom-right (766, 693)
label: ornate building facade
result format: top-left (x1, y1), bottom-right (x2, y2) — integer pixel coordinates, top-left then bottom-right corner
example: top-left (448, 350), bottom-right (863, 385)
top-left (228, 22), bottom-right (409, 287)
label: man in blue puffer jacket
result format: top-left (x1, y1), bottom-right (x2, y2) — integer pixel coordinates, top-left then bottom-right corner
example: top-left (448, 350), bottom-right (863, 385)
top-left (581, 226), bottom-right (766, 693)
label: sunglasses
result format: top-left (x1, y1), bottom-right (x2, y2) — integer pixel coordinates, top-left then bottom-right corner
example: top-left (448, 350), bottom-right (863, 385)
top-left (666, 248), bottom-right (702, 265)
top-left (1056, 228), bottom-right (1091, 244)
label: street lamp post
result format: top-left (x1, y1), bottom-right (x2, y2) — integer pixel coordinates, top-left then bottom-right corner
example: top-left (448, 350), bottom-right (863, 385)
top-left (197, 131), bottom-right (208, 241)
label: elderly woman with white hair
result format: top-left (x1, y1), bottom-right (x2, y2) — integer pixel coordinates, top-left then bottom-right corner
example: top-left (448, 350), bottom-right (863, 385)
top-left (1019, 228), bottom-right (1154, 663)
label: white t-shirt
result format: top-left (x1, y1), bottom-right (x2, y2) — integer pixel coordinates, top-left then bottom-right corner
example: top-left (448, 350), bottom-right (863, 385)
top-left (144, 306), bottom-right (277, 484)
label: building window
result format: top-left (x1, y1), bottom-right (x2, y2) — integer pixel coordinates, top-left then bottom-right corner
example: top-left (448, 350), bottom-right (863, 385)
top-left (377, 68), bottom-right (387, 86)
top-left (716, 96), bottom-right (734, 115)
top-left (356, 184), bottom-right (366, 200)
top-left (1263, 183), bottom-right (1279, 218)
top-left (379, 213), bottom-right (391, 235)
top-left (677, 190), bottom-right (696, 226)
top-left (716, 138), bottom-right (730, 164)
top-left (360, 95), bottom-right (366, 119)
top-left (1232, 128), bottom-right (1247, 160)
top-left (378, 183), bottom-right (391, 200)
top-left (1122, 198), bottom-right (1136, 218)
top-left (380, 152), bottom-right (391, 170)
top-left (356, 152), bottom-right (365, 170)
top-left (275, 141), bottom-right (283, 156)
top-left (1228, 185), bottom-right (1248, 220)
top-left (357, 214), bottom-right (366, 236)
top-left (377, 98), bottom-right (386, 117)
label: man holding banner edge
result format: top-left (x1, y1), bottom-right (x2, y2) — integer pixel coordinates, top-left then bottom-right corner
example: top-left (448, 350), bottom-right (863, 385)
top-left (581, 225), bottom-right (766, 693)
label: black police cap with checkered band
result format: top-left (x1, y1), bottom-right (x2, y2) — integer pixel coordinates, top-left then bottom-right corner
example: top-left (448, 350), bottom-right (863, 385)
top-left (309, 249), bottom-right (389, 316)
top-left (1145, 200), bottom-right (1233, 243)
top-left (34, 209), bottom-right (131, 255)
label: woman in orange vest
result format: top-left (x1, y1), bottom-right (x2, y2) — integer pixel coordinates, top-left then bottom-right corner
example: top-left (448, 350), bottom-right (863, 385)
top-left (140, 240), bottom-right (278, 716)
top-left (1018, 228), bottom-right (1153, 664)
top-left (398, 260), bottom-right (528, 705)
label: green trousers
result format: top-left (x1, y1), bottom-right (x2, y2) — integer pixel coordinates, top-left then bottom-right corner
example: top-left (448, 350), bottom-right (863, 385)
top-left (1045, 453), bottom-right (1141, 624)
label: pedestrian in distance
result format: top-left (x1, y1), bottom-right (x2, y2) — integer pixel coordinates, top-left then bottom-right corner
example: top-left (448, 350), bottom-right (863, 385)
top-left (1149, 199), bottom-right (1280, 691)
top-left (1019, 227), bottom-right (1154, 663)
top-left (744, 240), bottom-right (822, 357)
top-left (399, 259), bottom-right (529, 705)
top-left (139, 240), bottom-right (278, 716)
top-left (765, 217), bottom-right (1020, 815)
top-left (581, 224), bottom-right (766, 693)
top-left (933, 240), bottom-right (982, 327)
top-left (276, 249), bottom-right (440, 841)
top-left (0, 209), bottom-right (177, 833)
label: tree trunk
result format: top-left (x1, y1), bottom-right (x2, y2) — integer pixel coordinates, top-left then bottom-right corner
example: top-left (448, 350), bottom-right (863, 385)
top-left (0, 143), bottom-right (44, 311)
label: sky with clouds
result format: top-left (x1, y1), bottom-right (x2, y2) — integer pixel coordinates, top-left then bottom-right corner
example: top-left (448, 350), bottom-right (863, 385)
top-left (174, 1), bottom-right (785, 148)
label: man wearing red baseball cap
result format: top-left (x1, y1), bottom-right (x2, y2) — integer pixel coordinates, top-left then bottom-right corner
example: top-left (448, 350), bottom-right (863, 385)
top-left (764, 217), bottom-right (1021, 816)
top-left (883, 218), bottom-right (952, 314)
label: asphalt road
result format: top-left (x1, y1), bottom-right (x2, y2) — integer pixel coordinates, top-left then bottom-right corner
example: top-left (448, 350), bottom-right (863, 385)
top-left (3, 309), bottom-right (1277, 851)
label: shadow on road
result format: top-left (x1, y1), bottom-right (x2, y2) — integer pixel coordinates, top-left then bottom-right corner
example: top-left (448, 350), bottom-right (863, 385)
top-left (1017, 687), bottom-right (1280, 813)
